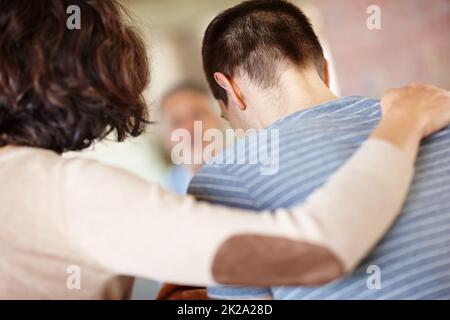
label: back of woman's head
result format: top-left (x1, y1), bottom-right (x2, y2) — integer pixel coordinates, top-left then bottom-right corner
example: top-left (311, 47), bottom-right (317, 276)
top-left (0, 0), bottom-right (150, 153)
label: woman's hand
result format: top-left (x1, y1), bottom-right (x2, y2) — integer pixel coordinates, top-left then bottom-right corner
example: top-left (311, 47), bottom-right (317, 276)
top-left (373, 83), bottom-right (450, 160)
top-left (156, 283), bottom-right (208, 300)
top-left (382, 83), bottom-right (450, 137)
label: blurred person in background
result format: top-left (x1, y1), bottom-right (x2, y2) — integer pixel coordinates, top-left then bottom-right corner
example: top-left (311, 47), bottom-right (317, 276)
top-left (159, 83), bottom-right (224, 195)
top-left (138, 83), bottom-right (224, 299)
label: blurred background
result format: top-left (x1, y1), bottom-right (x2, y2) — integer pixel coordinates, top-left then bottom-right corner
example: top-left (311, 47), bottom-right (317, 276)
top-left (69, 0), bottom-right (450, 299)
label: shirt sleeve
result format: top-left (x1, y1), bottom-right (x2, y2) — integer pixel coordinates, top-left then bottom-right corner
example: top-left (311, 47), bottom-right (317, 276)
top-left (189, 166), bottom-right (273, 299)
top-left (61, 139), bottom-right (414, 287)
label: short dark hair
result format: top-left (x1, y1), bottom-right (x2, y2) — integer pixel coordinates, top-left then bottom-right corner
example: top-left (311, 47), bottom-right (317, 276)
top-left (0, 0), bottom-right (150, 153)
top-left (202, 0), bottom-right (325, 104)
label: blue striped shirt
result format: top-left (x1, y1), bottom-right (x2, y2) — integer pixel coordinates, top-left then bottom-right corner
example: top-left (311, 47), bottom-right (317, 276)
top-left (188, 96), bottom-right (450, 300)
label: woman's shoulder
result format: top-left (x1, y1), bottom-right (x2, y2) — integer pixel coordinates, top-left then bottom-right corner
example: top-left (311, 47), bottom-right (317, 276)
top-left (0, 145), bottom-right (150, 190)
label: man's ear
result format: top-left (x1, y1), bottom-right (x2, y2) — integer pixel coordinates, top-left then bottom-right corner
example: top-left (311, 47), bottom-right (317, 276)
top-left (323, 60), bottom-right (331, 88)
top-left (214, 72), bottom-right (246, 111)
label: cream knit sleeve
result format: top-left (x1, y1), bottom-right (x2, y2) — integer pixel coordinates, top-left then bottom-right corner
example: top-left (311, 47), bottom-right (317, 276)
top-left (63, 139), bottom-right (413, 286)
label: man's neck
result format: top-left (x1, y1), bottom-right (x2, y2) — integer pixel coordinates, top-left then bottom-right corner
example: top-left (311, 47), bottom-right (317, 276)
top-left (255, 68), bottom-right (338, 128)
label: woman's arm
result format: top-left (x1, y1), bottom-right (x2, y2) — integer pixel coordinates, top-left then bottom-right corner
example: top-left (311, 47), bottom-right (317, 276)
top-left (64, 84), bottom-right (450, 287)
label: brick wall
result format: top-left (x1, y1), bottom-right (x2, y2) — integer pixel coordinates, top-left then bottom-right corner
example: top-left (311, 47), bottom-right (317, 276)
top-left (312, 0), bottom-right (450, 97)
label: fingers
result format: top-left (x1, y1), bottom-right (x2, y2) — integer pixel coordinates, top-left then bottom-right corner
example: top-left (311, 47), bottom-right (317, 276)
top-left (156, 283), bottom-right (181, 300)
top-left (181, 289), bottom-right (209, 300)
top-left (406, 82), bottom-right (449, 96)
top-left (156, 283), bottom-right (207, 300)
top-left (383, 82), bottom-right (449, 104)
top-left (387, 82), bottom-right (447, 94)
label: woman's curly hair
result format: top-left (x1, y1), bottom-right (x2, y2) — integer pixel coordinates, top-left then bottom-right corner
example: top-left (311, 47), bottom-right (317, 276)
top-left (0, 0), bottom-right (150, 153)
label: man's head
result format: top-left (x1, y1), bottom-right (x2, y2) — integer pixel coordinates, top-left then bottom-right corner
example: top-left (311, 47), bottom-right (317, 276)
top-left (159, 82), bottom-right (223, 162)
top-left (202, 0), bottom-right (329, 130)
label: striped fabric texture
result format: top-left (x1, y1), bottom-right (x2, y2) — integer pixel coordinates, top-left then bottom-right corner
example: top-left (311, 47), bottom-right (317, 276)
top-left (188, 96), bottom-right (450, 300)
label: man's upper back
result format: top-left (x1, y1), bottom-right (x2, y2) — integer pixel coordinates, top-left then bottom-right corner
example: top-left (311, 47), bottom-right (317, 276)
top-left (189, 96), bottom-right (450, 300)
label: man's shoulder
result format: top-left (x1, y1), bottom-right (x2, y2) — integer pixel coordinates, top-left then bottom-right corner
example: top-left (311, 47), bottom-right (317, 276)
top-left (188, 158), bottom-right (258, 209)
top-left (188, 96), bottom-right (381, 207)
top-left (277, 96), bottom-right (379, 120)
top-left (189, 96), bottom-right (380, 177)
